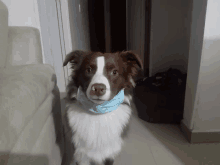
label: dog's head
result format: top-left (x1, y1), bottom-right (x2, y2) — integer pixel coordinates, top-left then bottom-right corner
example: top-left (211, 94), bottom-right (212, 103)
top-left (63, 50), bottom-right (143, 104)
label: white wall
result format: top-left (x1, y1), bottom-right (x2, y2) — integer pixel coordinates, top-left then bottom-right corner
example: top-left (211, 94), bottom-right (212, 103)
top-left (1, 0), bottom-right (40, 29)
top-left (182, 0), bottom-right (208, 130)
top-left (150, 0), bottom-right (192, 76)
top-left (1, 0), bottom-right (44, 61)
top-left (191, 0), bottom-right (220, 132)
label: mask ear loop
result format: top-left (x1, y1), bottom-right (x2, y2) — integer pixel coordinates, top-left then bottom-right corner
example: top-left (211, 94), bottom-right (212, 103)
top-left (122, 88), bottom-right (131, 106)
top-left (76, 87), bottom-right (80, 100)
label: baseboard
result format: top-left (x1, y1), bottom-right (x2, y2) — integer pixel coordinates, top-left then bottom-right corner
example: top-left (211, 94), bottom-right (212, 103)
top-left (180, 121), bottom-right (220, 143)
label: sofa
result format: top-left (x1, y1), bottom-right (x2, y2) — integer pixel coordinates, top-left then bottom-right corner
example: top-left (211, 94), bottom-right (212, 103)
top-left (0, 1), bottom-right (63, 165)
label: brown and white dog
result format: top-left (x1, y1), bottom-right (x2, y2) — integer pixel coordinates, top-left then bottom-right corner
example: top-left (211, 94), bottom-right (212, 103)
top-left (62, 50), bottom-right (143, 165)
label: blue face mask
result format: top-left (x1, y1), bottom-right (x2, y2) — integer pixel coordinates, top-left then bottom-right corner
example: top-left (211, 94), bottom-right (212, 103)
top-left (76, 87), bottom-right (129, 114)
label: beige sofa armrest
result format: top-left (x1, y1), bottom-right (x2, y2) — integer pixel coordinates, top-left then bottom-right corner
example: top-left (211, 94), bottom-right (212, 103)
top-left (0, 64), bottom-right (56, 151)
top-left (5, 26), bottom-right (43, 67)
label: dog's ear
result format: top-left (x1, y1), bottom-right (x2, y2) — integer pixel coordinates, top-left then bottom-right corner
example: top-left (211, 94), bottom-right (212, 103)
top-left (121, 51), bottom-right (143, 69)
top-left (121, 51), bottom-right (144, 87)
top-left (63, 50), bottom-right (87, 68)
top-left (63, 50), bottom-right (87, 101)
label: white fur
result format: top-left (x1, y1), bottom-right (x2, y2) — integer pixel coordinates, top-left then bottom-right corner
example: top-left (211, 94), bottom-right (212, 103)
top-left (96, 56), bottom-right (105, 73)
top-left (86, 56), bottom-right (111, 103)
top-left (67, 101), bottom-right (132, 164)
top-left (130, 77), bottom-right (136, 87)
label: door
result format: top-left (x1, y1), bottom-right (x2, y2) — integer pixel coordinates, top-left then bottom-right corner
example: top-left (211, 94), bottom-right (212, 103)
top-left (126, 0), bottom-right (151, 76)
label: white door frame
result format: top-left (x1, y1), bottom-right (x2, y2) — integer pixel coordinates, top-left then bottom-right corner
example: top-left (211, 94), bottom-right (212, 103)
top-left (37, 0), bottom-right (71, 93)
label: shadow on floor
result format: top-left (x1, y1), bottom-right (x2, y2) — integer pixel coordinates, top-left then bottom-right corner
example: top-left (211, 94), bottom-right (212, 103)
top-left (0, 152), bottom-right (49, 165)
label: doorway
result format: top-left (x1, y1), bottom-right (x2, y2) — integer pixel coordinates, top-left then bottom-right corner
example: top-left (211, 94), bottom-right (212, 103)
top-left (37, 0), bottom-right (151, 91)
top-left (88, 0), bottom-right (127, 53)
top-left (67, 0), bottom-right (150, 76)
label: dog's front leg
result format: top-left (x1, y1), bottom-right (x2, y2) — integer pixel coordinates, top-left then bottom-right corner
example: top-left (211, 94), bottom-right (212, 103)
top-left (103, 158), bottom-right (114, 165)
top-left (74, 152), bottom-right (91, 165)
top-left (90, 158), bottom-right (115, 165)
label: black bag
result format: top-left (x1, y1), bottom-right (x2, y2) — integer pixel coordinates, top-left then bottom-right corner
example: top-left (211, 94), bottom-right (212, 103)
top-left (134, 68), bottom-right (187, 124)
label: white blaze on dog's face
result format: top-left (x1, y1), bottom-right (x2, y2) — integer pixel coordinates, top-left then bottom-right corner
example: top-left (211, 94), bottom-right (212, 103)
top-left (86, 56), bottom-right (111, 104)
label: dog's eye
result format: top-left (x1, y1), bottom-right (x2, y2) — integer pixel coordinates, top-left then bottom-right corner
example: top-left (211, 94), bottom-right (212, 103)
top-left (86, 67), bottom-right (92, 73)
top-left (112, 70), bottom-right (118, 75)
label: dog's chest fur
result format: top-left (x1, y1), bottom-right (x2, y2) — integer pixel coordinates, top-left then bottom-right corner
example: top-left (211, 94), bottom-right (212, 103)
top-left (67, 101), bottom-right (132, 163)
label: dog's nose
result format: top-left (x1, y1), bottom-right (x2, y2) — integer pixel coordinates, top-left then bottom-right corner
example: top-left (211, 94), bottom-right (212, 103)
top-left (90, 83), bottom-right (106, 96)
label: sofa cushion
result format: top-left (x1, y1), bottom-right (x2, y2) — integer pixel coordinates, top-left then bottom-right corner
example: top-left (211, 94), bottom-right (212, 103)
top-left (0, 64), bottom-right (56, 151)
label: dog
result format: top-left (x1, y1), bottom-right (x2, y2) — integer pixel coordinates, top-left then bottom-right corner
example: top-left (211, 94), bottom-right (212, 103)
top-left (61, 50), bottom-right (143, 165)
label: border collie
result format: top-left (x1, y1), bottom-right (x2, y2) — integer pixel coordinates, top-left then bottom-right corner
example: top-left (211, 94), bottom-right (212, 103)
top-left (62, 50), bottom-right (143, 165)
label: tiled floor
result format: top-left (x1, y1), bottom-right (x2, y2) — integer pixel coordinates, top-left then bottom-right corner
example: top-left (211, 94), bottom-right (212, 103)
top-left (115, 116), bottom-right (220, 165)
top-left (60, 94), bottom-right (220, 165)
